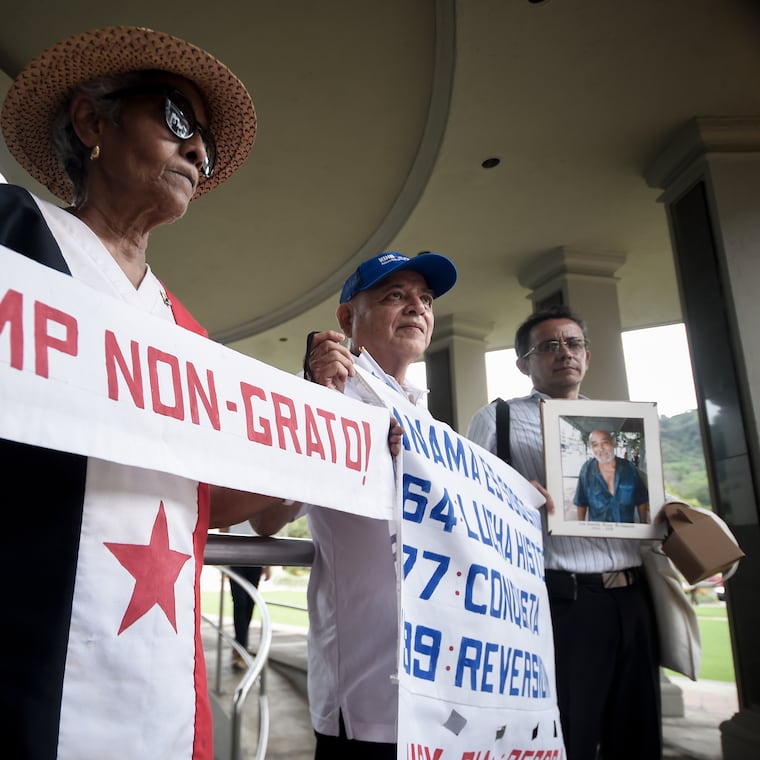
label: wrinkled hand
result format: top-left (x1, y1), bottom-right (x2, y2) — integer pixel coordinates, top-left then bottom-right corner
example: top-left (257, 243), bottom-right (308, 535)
top-left (304, 330), bottom-right (356, 392)
top-left (388, 416), bottom-right (404, 458)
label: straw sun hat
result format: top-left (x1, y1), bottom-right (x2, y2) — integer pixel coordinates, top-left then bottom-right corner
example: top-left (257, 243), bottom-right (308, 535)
top-left (0, 25), bottom-right (256, 202)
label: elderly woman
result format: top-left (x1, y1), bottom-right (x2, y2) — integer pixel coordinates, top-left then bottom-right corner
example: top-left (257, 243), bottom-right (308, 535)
top-left (0, 26), bottom-right (273, 759)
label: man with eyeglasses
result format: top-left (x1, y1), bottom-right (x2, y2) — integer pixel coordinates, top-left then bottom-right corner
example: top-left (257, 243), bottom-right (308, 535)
top-left (466, 305), bottom-right (661, 760)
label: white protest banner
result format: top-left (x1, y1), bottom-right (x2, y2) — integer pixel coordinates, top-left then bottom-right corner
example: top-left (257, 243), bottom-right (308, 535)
top-left (0, 244), bottom-right (394, 518)
top-left (353, 367), bottom-right (566, 760)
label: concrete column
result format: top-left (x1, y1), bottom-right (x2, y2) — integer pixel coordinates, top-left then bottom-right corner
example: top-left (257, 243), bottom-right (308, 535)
top-left (646, 117), bottom-right (760, 759)
top-left (517, 247), bottom-right (630, 400)
top-left (425, 314), bottom-right (492, 433)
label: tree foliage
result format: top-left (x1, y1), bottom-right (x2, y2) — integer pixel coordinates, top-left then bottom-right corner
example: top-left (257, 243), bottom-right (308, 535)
top-left (659, 410), bottom-right (711, 507)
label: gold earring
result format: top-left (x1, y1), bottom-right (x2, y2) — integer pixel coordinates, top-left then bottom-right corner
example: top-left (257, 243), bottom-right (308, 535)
top-left (89, 145), bottom-right (101, 161)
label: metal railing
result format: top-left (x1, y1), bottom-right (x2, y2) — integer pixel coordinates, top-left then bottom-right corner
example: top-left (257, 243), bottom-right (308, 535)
top-left (202, 535), bottom-right (314, 760)
top-left (202, 566), bottom-right (271, 760)
top-left (204, 534), bottom-right (315, 568)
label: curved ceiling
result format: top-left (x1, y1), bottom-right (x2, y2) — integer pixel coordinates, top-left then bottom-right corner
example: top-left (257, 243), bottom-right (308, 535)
top-left (2, 0), bottom-right (760, 373)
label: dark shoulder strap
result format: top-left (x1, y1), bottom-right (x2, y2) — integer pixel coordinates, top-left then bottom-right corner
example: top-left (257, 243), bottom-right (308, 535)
top-left (0, 185), bottom-right (70, 274)
top-left (494, 397), bottom-right (511, 465)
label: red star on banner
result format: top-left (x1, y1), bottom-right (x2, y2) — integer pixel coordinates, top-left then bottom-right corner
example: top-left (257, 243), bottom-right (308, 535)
top-left (105, 501), bottom-right (191, 635)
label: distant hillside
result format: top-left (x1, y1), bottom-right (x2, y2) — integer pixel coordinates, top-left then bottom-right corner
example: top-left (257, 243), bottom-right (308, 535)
top-left (658, 409), bottom-right (711, 507)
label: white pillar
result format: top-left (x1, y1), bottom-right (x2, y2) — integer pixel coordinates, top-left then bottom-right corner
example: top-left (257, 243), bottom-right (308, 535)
top-left (426, 315), bottom-right (492, 433)
top-left (517, 247), bottom-right (630, 399)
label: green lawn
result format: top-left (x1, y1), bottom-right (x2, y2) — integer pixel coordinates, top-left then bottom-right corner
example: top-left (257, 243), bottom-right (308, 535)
top-left (201, 587), bottom-right (308, 629)
top-left (666, 604), bottom-right (735, 683)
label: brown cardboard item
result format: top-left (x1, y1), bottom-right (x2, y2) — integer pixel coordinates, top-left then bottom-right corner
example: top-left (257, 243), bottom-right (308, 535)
top-left (661, 502), bottom-right (745, 584)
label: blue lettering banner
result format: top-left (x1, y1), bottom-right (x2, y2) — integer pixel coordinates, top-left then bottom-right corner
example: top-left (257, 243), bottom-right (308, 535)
top-left (354, 367), bottom-right (566, 758)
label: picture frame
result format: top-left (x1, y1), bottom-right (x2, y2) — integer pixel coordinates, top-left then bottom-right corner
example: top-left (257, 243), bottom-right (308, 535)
top-left (541, 399), bottom-right (667, 539)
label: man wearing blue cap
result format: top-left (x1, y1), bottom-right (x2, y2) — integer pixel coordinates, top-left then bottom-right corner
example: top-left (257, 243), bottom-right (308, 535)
top-left (253, 251), bottom-right (457, 760)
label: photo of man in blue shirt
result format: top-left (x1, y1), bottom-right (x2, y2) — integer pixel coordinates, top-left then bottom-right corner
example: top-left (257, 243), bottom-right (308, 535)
top-left (573, 429), bottom-right (649, 523)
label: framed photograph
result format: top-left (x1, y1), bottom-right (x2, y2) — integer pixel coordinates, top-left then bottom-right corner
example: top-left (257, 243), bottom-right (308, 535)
top-left (541, 399), bottom-right (667, 539)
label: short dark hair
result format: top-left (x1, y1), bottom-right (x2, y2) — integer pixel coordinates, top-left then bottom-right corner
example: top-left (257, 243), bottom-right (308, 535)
top-left (514, 305), bottom-right (589, 358)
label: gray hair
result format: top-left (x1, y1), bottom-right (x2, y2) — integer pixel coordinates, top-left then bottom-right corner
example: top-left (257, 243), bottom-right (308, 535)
top-left (50, 70), bottom-right (163, 205)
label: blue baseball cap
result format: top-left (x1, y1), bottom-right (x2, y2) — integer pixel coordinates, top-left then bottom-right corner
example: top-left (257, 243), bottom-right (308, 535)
top-left (339, 251), bottom-right (458, 304)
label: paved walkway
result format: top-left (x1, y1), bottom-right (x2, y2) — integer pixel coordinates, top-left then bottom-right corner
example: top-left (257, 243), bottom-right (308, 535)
top-left (202, 623), bottom-right (315, 760)
top-left (663, 676), bottom-right (738, 760)
top-left (204, 622), bottom-right (739, 759)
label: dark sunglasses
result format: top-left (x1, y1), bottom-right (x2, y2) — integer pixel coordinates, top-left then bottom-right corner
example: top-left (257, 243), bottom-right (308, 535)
top-left (103, 84), bottom-right (217, 178)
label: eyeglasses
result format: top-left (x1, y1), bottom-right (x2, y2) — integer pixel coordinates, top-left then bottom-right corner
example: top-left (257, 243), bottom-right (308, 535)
top-left (104, 85), bottom-right (217, 178)
top-left (521, 337), bottom-right (589, 358)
